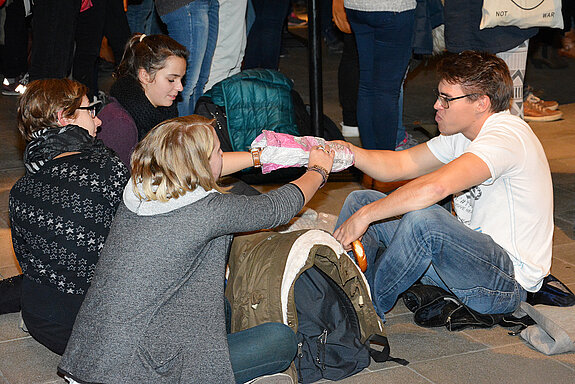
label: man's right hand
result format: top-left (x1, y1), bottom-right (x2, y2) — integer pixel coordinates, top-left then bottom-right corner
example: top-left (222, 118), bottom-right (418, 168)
top-left (333, 208), bottom-right (371, 251)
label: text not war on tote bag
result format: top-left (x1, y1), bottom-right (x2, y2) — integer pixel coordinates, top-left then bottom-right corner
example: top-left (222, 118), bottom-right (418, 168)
top-left (480, 0), bottom-right (564, 30)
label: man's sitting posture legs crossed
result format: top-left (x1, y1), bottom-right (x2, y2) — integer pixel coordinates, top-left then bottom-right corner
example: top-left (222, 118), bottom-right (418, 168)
top-left (334, 51), bottom-right (553, 321)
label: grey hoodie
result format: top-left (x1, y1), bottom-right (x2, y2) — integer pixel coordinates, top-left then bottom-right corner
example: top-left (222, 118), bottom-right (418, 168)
top-left (59, 182), bottom-right (304, 383)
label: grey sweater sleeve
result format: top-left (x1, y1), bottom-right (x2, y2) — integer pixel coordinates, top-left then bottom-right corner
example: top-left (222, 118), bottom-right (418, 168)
top-left (207, 183), bottom-right (305, 235)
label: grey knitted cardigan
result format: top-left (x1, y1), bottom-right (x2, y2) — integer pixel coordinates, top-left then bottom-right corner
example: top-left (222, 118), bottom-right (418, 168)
top-left (59, 183), bottom-right (304, 383)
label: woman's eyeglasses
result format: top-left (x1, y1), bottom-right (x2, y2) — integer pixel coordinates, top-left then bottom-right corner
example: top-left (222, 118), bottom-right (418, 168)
top-left (77, 101), bottom-right (102, 118)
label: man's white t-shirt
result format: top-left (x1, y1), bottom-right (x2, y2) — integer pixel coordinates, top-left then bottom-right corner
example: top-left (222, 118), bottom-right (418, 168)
top-left (426, 111), bottom-right (553, 292)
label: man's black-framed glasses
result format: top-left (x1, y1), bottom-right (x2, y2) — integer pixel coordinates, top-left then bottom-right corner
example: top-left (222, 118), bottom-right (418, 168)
top-left (434, 90), bottom-right (477, 109)
top-left (77, 101), bottom-right (102, 118)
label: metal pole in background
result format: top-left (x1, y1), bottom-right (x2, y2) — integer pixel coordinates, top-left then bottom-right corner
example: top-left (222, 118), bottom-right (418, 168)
top-left (307, 0), bottom-right (324, 137)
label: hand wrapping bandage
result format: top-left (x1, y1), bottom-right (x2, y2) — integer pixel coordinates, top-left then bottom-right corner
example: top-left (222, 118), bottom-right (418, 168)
top-left (250, 130), bottom-right (355, 174)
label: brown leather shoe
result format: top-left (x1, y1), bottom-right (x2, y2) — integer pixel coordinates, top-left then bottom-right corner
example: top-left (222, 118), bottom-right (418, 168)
top-left (525, 93), bottom-right (559, 111)
top-left (524, 100), bottom-right (563, 122)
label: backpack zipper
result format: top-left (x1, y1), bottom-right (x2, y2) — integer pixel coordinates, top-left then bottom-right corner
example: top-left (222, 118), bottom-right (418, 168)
top-left (316, 329), bottom-right (328, 370)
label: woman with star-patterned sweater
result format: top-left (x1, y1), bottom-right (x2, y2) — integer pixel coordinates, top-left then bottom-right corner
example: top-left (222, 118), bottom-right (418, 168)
top-left (8, 79), bottom-right (129, 355)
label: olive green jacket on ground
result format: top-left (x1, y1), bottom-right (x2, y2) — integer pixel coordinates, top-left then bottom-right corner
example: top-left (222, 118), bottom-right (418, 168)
top-left (226, 229), bottom-right (386, 380)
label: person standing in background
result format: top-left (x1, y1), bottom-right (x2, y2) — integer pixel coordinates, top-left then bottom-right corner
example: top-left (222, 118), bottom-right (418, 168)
top-left (28, 0), bottom-right (82, 82)
top-left (243, 0), bottom-right (291, 70)
top-left (155, 0), bottom-right (219, 116)
top-left (341, 0), bottom-right (416, 150)
top-left (204, 0), bottom-right (248, 92)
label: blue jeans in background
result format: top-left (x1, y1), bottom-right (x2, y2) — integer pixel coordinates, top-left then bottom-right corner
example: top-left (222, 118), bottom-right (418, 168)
top-left (126, 0), bottom-right (164, 35)
top-left (336, 190), bottom-right (526, 320)
top-left (161, 0), bottom-right (219, 116)
top-left (243, 0), bottom-right (290, 70)
top-left (347, 9), bottom-right (415, 150)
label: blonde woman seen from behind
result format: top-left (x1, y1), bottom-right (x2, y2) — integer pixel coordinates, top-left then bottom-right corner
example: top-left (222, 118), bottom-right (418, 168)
top-left (59, 115), bottom-right (335, 384)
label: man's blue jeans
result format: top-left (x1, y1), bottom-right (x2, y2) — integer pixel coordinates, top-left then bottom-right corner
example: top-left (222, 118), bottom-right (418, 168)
top-left (161, 0), bottom-right (219, 116)
top-left (346, 9), bottom-right (415, 150)
top-left (336, 190), bottom-right (526, 320)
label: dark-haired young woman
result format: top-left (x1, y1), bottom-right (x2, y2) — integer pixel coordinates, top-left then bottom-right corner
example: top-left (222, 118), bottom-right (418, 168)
top-left (97, 33), bottom-right (188, 167)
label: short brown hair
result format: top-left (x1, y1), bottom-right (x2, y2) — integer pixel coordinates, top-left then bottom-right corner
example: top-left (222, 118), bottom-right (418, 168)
top-left (437, 51), bottom-right (513, 113)
top-left (130, 115), bottom-right (224, 202)
top-left (115, 33), bottom-right (188, 82)
top-left (17, 78), bottom-right (87, 141)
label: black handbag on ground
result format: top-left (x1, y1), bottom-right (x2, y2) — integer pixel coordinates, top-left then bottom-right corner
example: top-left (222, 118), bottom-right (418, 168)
top-left (403, 284), bottom-right (502, 331)
top-left (402, 274), bottom-right (575, 333)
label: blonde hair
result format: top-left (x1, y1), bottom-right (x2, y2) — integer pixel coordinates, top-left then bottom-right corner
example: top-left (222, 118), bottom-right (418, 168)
top-left (17, 79), bottom-right (87, 141)
top-left (130, 115), bottom-right (224, 202)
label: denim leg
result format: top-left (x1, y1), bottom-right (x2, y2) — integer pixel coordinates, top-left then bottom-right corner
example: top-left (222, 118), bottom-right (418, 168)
top-left (192, 0), bottom-right (219, 112)
top-left (161, 0), bottom-right (217, 116)
top-left (336, 190), bottom-right (400, 299)
top-left (228, 322), bottom-right (297, 384)
top-left (126, 0), bottom-right (161, 34)
top-left (126, 0), bottom-right (148, 34)
top-left (347, 9), bottom-right (415, 150)
top-left (336, 191), bottom-right (525, 320)
top-left (338, 32), bottom-right (359, 127)
top-left (374, 205), bottom-right (525, 317)
top-left (243, 0), bottom-right (290, 70)
top-left (396, 83), bottom-right (406, 147)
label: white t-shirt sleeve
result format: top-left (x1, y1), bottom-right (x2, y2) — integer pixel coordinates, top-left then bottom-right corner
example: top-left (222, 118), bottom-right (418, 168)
top-left (465, 126), bottom-right (525, 181)
top-left (426, 132), bottom-right (476, 164)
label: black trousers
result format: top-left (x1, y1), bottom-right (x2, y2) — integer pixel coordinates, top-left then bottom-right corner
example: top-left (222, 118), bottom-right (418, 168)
top-left (74, 0), bottom-right (131, 98)
top-left (29, 0), bottom-right (82, 81)
top-left (20, 279), bottom-right (83, 356)
top-left (338, 32), bottom-right (359, 127)
top-left (22, 310), bottom-right (71, 356)
top-left (2, 0), bottom-right (30, 78)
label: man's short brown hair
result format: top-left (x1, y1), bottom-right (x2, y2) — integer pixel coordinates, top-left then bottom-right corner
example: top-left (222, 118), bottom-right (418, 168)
top-left (437, 51), bottom-right (513, 113)
top-left (17, 79), bottom-right (88, 141)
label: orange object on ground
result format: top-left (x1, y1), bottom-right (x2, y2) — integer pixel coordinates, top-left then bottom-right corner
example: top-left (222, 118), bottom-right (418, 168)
top-left (352, 240), bottom-right (367, 272)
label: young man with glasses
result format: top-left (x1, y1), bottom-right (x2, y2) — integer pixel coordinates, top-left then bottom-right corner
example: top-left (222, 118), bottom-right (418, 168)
top-left (333, 51), bottom-right (553, 321)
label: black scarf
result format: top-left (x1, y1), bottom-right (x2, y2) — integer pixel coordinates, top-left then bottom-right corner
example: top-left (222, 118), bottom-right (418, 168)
top-left (110, 76), bottom-right (178, 140)
top-left (23, 125), bottom-right (111, 174)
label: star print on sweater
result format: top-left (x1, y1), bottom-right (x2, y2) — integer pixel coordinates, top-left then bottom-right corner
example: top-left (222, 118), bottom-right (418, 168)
top-left (9, 150), bottom-right (129, 295)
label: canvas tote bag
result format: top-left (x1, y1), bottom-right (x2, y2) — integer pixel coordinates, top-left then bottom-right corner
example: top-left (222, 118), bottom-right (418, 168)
top-left (480, 0), bottom-right (564, 30)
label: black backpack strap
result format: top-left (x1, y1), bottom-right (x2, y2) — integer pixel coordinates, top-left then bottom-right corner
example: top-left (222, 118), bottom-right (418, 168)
top-left (367, 334), bottom-right (409, 366)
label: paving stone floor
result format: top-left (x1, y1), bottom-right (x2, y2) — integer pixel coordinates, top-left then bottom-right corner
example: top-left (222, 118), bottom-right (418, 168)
top-left (1, 34), bottom-right (574, 384)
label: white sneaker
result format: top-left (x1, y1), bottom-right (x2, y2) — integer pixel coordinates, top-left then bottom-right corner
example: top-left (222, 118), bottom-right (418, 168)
top-left (246, 373), bottom-right (293, 384)
top-left (341, 122), bottom-right (359, 137)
